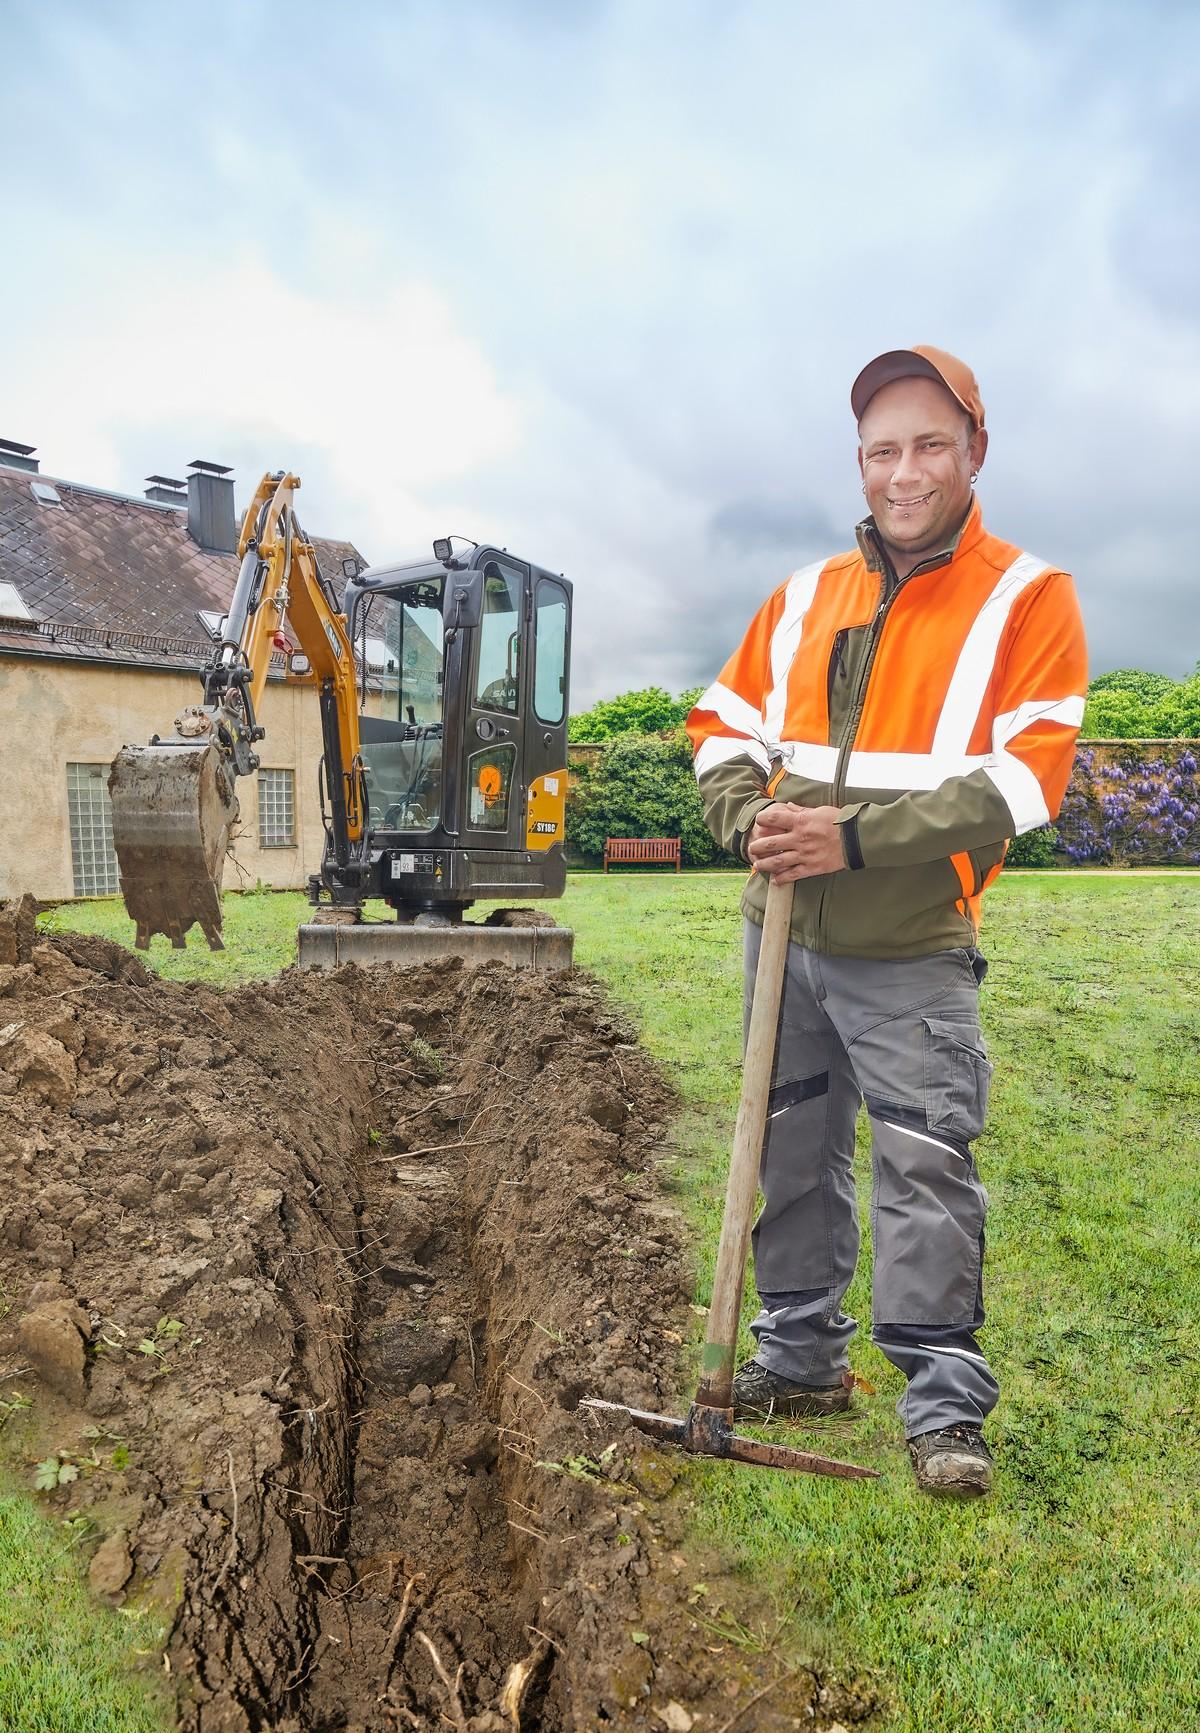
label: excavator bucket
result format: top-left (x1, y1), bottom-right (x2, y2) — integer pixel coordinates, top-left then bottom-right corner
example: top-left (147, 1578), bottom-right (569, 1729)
top-left (109, 743), bottom-right (238, 951)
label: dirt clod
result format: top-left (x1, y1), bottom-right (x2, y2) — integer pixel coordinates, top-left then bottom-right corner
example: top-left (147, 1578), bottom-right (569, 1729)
top-left (17, 1294), bottom-right (90, 1403)
top-left (0, 893), bottom-right (37, 965)
top-left (88, 1528), bottom-right (134, 1599)
top-left (366, 1319), bottom-right (457, 1393)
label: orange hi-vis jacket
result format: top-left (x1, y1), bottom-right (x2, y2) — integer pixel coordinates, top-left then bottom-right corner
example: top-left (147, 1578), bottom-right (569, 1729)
top-left (686, 499), bottom-right (1088, 957)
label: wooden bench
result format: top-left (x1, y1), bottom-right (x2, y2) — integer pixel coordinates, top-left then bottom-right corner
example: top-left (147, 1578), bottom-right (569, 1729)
top-left (603, 836), bottom-right (682, 873)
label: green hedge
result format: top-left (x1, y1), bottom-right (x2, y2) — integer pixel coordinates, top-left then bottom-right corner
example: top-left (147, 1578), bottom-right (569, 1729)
top-left (567, 730), bottom-right (737, 867)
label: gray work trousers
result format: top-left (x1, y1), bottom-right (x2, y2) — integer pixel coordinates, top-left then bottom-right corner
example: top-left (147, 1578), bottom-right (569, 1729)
top-left (743, 922), bottom-right (999, 1438)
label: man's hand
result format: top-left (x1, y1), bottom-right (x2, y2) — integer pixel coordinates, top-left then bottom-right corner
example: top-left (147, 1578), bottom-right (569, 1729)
top-left (747, 802), bottom-right (847, 882)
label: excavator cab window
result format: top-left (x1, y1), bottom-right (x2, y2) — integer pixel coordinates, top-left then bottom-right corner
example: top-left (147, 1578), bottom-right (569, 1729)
top-left (533, 579), bottom-right (568, 725)
top-left (355, 580), bottom-right (445, 833)
top-left (474, 562), bottom-right (522, 714)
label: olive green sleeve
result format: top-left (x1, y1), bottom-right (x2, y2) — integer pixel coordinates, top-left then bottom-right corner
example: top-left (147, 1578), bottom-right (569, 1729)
top-left (696, 755), bottom-right (776, 861)
top-left (838, 769), bottom-right (1016, 869)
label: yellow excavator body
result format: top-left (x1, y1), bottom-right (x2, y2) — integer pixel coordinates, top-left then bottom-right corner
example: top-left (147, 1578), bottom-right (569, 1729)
top-left (109, 470), bottom-right (575, 970)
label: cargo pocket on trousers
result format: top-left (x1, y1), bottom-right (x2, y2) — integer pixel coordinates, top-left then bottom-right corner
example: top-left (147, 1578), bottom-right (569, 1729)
top-left (922, 1016), bottom-right (993, 1145)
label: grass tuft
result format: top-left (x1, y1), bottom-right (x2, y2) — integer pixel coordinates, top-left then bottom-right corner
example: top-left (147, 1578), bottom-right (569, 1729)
top-left (0, 1482), bottom-right (170, 1732)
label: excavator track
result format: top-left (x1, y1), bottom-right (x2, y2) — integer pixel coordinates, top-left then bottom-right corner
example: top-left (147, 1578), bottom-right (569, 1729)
top-left (109, 743), bottom-right (238, 950)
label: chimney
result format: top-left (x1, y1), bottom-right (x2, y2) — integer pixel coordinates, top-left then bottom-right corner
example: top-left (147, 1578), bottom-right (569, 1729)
top-left (187, 459), bottom-right (237, 553)
top-left (145, 473), bottom-right (188, 508)
top-left (0, 438), bottom-right (39, 474)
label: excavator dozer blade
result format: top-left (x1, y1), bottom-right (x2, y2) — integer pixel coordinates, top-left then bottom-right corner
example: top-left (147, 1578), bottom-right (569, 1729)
top-left (109, 743), bottom-right (238, 951)
top-left (296, 920), bottom-right (575, 973)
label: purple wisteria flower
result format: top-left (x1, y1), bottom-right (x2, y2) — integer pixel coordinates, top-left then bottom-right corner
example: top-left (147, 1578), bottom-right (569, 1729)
top-left (1055, 741), bottom-right (1200, 864)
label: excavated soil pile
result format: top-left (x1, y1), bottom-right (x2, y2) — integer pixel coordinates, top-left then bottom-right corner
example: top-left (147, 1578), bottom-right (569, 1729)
top-left (0, 897), bottom-right (877, 1732)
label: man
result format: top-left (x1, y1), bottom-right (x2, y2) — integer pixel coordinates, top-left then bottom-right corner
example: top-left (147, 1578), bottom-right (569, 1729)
top-left (686, 347), bottom-right (1087, 1497)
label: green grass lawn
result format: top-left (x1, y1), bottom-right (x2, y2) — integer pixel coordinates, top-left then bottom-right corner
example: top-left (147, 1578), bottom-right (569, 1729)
top-left (35, 875), bottom-right (1200, 1730)
top-left (0, 1478), bottom-right (170, 1733)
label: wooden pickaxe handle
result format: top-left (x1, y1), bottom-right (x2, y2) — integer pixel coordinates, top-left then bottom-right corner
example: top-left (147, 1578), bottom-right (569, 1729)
top-left (694, 874), bottom-right (794, 1410)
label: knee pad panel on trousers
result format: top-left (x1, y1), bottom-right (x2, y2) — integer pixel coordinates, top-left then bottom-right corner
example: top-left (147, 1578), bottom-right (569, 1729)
top-left (868, 1108), bottom-right (986, 1327)
top-left (767, 1071), bottom-right (830, 1120)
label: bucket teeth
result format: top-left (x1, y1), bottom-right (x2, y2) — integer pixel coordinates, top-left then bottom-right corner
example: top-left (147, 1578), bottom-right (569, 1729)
top-left (109, 744), bottom-right (238, 951)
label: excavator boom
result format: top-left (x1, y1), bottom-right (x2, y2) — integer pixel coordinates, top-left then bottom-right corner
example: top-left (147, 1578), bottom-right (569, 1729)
top-left (110, 472), bottom-right (363, 950)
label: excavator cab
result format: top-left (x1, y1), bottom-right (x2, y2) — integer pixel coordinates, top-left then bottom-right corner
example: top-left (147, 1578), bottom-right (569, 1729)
top-left (301, 542), bottom-right (574, 964)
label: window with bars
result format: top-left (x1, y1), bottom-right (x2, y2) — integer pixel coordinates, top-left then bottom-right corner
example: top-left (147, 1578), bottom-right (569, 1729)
top-left (258, 768), bottom-right (296, 847)
top-left (67, 763), bottom-right (120, 896)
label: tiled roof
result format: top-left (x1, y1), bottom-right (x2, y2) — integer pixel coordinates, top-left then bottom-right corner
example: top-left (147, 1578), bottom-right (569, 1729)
top-left (0, 465), bottom-right (367, 672)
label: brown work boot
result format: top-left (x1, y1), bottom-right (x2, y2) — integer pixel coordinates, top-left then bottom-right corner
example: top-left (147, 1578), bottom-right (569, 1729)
top-left (908, 1425), bottom-right (993, 1498)
top-left (731, 1359), bottom-right (851, 1420)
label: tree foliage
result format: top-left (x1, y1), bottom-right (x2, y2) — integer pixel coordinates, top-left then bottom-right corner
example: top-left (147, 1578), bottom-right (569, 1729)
top-left (570, 668), bottom-right (1200, 746)
top-left (1005, 825), bottom-right (1060, 867)
top-left (1080, 666), bottom-right (1200, 739)
top-left (568, 685), bottom-right (703, 742)
top-left (567, 730), bottom-right (736, 867)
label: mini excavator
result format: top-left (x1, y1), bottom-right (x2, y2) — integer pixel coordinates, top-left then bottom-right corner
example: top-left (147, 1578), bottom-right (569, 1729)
top-left (109, 471), bottom-right (574, 971)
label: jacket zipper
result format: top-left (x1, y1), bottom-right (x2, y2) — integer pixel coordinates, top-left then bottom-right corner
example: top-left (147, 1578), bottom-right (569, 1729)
top-left (816, 565), bottom-right (908, 946)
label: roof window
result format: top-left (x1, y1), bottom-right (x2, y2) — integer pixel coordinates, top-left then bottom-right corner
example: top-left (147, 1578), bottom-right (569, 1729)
top-left (30, 481), bottom-right (62, 507)
top-left (0, 581), bottom-right (34, 621)
top-left (197, 610), bottom-right (227, 640)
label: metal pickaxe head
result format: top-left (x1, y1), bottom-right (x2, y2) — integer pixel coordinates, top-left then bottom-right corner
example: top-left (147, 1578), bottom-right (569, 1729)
top-left (581, 1397), bottom-right (879, 1478)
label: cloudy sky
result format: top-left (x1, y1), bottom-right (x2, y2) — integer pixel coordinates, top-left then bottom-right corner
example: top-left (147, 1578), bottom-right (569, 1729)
top-left (4, 1), bottom-right (1197, 703)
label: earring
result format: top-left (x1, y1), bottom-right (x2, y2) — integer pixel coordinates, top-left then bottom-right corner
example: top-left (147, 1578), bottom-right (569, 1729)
top-left (970, 471), bottom-right (979, 484)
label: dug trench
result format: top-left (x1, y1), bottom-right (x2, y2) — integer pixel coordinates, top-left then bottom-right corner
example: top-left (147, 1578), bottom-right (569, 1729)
top-left (0, 900), bottom-right (879, 1732)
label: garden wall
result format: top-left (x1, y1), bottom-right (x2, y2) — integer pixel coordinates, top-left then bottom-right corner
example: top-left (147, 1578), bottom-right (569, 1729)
top-left (1050, 739), bottom-right (1200, 866)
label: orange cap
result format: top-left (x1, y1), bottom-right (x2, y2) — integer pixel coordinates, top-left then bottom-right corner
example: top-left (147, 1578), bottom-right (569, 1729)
top-left (851, 345), bottom-right (985, 431)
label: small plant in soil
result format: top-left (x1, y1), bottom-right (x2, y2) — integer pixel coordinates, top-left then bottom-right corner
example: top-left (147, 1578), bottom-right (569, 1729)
top-left (34, 1452), bottom-right (80, 1492)
top-left (408, 1034), bottom-right (444, 1076)
top-left (81, 1423), bottom-right (130, 1469)
top-left (0, 1388), bottom-right (32, 1427)
top-left (530, 1318), bottom-right (566, 1345)
top-left (535, 1442), bottom-right (635, 1494)
top-left (81, 1423), bottom-right (124, 1444)
top-left (135, 1316), bottom-right (201, 1375)
top-left (60, 1513), bottom-right (96, 1548)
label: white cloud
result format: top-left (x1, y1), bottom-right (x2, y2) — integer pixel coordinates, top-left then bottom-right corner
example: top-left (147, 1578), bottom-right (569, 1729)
top-left (5, 254), bottom-right (522, 548)
top-left (3, 0), bottom-right (1198, 702)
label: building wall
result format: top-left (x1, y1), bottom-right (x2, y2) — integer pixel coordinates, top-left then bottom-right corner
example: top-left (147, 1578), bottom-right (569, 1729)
top-left (0, 656), bottom-right (329, 901)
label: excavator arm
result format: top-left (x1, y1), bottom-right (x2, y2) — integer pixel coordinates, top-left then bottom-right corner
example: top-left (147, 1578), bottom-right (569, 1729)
top-left (110, 471), bottom-right (365, 950)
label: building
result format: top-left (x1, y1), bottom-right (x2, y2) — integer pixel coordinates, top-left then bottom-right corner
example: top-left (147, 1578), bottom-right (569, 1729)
top-left (0, 441), bottom-right (367, 903)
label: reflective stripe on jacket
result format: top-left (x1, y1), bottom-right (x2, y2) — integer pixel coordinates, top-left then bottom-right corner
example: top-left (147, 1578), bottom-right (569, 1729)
top-left (686, 499), bottom-right (1088, 957)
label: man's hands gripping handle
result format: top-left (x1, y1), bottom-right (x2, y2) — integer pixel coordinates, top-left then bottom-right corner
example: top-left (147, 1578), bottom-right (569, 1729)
top-left (746, 802), bottom-right (848, 883)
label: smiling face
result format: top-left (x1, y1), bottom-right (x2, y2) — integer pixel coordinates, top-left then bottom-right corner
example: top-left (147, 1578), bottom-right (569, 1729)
top-left (857, 375), bottom-right (988, 576)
